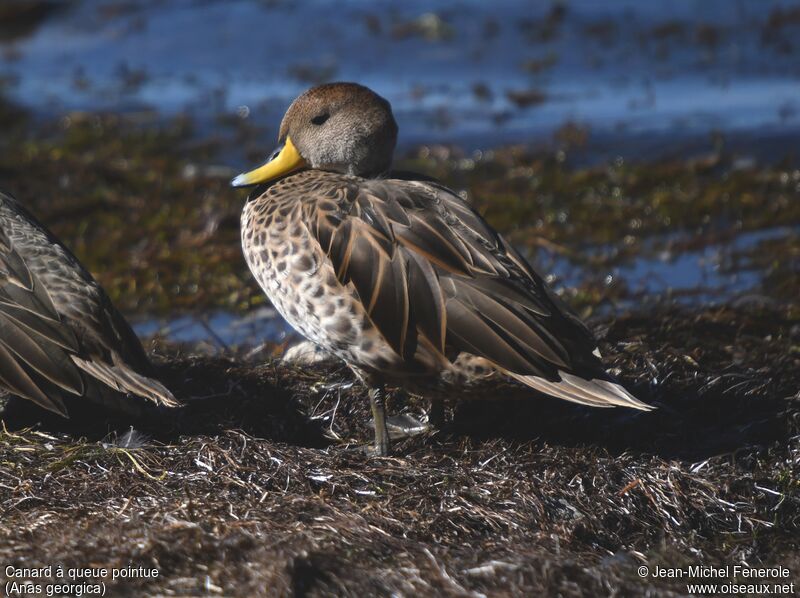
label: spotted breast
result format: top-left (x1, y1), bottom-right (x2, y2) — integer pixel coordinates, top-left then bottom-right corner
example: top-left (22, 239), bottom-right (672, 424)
top-left (241, 172), bottom-right (402, 375)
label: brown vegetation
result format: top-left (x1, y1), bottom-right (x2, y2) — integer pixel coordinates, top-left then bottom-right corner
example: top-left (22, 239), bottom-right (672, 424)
top-left (1, 303), bottom-right (797, 596)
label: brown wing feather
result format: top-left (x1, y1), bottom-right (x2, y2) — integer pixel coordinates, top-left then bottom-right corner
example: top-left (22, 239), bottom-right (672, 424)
top-left (0, 226), bottom-right (85, 415)
top-left (0, 191), bottom-right (178, 415)
top-left (300, 174), bottom-right (596, 379)
top-left (292, 172), bottom-right (652, 411)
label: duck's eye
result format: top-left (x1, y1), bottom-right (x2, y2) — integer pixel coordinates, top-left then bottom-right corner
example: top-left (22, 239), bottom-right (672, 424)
top-left (311, 113), bottom-right (330, 126)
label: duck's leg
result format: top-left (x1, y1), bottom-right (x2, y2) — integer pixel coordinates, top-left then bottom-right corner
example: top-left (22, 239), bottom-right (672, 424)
top-left (428, 398), bottom-right (445, 428)
top-left (369, 385), bottom-right (390, 456)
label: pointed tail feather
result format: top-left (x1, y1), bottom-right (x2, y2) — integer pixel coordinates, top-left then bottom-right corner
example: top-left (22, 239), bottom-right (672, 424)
top-left (506, 369), bottom-right (654, 411)
top-left (71, 356), bottom-right (180, 408)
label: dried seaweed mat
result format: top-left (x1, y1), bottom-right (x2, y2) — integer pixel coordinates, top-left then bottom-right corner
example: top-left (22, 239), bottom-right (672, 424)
top-left (1, 303), bottom-right (798, 596)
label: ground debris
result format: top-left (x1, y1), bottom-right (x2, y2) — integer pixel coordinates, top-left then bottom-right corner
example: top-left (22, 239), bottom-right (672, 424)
top-left (1, 303), bottom-right (798, 596)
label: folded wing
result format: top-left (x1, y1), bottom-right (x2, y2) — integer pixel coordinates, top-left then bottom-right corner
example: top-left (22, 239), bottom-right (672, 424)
top-left (301, 176), bottom-right (651, 410)
top-left (0, 192), bottom-right (177, 416)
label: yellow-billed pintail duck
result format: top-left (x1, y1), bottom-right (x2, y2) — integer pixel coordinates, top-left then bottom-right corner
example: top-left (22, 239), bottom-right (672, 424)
top-left (233, 82), bottom-right (652, 455)
top-left (0, 190), bottom-right (178, 419)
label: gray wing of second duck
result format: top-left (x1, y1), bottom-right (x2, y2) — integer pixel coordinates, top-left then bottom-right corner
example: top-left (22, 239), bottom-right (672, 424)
top-left (0, 190), bottom-right (177, 417)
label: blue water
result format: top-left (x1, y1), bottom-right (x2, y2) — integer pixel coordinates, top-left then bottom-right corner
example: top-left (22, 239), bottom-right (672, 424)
top-left (134, 306), bottom-right (294, 348)
top-left (3, 0), bottom-right (796, 347)
top-left (1, 0), bottom-right (799, 154)
top-left (539, 227), bottom-right (797, 299)
top-left (135, 226), bottom-right (799, 348)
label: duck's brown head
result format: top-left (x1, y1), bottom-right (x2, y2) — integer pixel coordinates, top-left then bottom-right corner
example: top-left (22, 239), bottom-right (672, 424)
top-left (231, 82), bottom-right (398, 186)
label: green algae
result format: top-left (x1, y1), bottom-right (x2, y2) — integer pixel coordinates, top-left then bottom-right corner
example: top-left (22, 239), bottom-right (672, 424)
top-left (0, 112), bottom-right (262, 313)
top-left (0, 111), bottom-right (797, 317)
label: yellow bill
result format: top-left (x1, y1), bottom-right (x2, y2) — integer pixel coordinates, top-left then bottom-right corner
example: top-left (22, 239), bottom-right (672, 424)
top-left (231, 136), bottom-right (306, 187)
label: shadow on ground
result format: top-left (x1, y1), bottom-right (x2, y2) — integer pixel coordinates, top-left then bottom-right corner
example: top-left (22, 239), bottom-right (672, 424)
top-left (0, 303), bottom-right (798, 596)
top-left (7, 302), bottom-right (795, 460)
